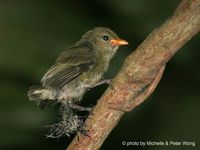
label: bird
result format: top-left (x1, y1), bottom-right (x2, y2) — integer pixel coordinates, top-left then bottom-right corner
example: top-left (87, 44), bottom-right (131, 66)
top-left (28, 27), bottom-right (128, 138)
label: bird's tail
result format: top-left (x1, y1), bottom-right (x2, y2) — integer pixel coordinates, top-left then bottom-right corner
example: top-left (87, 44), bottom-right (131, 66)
top-left (27, 85), bottom-right (57, 108)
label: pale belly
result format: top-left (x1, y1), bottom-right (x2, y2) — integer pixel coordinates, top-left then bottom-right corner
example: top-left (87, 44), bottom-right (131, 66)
top-left (57, 58), bottom-right (109, 102)
top-left (58, 71), bottom-right (103, 102)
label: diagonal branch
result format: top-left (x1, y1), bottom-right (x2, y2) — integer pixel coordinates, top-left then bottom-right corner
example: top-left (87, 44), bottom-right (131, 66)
top-left (67, 0), bottom-right (200, 149)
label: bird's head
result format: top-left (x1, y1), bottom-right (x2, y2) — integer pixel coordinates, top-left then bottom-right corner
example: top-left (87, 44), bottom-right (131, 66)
top-left (81, 27), bottom-right (128, 57)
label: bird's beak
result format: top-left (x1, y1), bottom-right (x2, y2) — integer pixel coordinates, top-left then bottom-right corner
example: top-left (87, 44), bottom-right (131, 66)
top-left (110, 39), bottom-right (128, 46)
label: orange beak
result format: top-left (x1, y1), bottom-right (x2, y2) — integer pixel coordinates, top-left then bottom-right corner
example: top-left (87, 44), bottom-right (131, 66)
top-left (110, 39), bottom-right (128, 46)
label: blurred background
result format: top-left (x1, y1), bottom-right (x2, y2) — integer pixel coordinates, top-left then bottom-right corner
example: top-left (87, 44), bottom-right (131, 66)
top-left (0, 0), bottom-right (200, 149)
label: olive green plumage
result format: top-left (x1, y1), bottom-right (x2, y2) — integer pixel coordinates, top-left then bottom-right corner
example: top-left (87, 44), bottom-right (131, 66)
top-left (28, 27), bottom-right (128, 138)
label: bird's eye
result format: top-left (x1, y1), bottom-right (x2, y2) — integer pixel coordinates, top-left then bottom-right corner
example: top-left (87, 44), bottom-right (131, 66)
top-left (102, 35), bottom-right (109, 41)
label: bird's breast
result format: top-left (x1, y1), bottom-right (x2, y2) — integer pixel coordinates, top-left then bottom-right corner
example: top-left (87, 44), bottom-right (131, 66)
top-left (80, 58), bottom-right (109, 86)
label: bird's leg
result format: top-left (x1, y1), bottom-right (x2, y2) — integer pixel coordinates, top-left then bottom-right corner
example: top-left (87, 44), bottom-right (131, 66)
top-left (88, 79), bottom-right (113, 90)
top-left (69, 103), bottom-right (92, 112)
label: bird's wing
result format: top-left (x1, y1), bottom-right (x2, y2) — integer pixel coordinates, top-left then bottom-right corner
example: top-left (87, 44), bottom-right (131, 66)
top-left (41, 43), bottom-right (95, 89)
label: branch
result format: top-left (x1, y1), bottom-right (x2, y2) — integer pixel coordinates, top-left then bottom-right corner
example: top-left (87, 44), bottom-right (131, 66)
top-left (67, 0), bottom-right (200, 149)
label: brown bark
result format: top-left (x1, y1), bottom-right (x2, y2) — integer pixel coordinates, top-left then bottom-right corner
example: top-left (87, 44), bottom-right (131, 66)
top-left (67, 0), bottom-right (200, 149)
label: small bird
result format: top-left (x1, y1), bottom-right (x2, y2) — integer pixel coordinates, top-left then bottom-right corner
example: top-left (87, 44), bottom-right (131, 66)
top-left (28, 27), bottom-right (128, 138)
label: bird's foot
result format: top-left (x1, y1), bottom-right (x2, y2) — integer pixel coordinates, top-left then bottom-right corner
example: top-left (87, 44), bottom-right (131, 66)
top-left (69, 103), bottom-right (93, 112)
top-left (87, 79), bottom-right (114, 90)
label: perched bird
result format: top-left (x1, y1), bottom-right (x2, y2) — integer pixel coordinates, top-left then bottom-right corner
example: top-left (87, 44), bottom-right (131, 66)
top-left (28, 27), bottom-right (128, 138)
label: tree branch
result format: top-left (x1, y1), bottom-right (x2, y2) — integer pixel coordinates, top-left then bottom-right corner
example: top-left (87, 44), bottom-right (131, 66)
top-left (67, 0), bottom-right (200, 149)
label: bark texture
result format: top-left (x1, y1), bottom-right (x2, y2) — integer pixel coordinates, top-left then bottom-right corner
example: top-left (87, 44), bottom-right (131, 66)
top-left (67, 0), bottom-right (200, 149)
